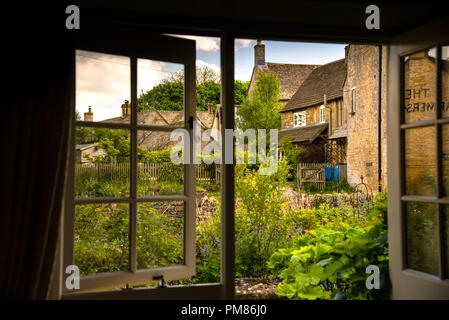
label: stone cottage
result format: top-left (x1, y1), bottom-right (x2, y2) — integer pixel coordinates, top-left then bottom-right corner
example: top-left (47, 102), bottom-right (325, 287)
top-left (272, 43), bottom-right (388, 192)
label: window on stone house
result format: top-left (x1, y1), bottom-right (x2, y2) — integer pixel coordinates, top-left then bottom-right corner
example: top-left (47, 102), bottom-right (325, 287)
top-left (294, 111), bottom-right (306, 127)
top-left (351, 87), bottom-right (357, 114)
top-left (320, 105), bottom-right (325, 123)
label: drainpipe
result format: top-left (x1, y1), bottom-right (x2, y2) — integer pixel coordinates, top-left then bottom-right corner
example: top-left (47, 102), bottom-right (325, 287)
top-left (378, 45), bottom-right (382, 192)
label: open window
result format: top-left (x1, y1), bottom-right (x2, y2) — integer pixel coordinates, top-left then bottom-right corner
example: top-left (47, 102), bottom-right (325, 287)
top-left (63, 26), bottom-right (197, 294)
top-left (388, 19), bottom-right (449, 299)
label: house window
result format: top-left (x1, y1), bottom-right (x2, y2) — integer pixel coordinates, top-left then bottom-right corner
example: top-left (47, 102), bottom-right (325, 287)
top-left (320, 105), bottom-right (325, 123)
top-left (294, 111), bottom-right (306, 127)
top-left (351, 87), bottom-right (357, 114)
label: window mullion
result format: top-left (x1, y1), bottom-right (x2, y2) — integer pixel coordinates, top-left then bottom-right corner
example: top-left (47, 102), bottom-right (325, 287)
top-left (130, 56), bottom-right (138, 273)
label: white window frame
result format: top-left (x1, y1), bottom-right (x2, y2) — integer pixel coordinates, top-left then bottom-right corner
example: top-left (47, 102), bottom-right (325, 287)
top-left (320, 104), bottom-right (326, 123)
top-left (294, 111), bottom-right (306, 127)
top-left (62, 27), bottom-right (198, 294)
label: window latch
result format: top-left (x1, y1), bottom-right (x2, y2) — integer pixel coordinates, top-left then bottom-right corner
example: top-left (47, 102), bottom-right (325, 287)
top-left (188, 116), bottom-right (194, 129)
top-left (153, 275), bottom-right (167, 288)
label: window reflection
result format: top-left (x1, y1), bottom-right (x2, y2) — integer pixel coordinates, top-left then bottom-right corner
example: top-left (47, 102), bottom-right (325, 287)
top-left (406, 202), bottom-right (439, 276)
top-left (403, 48), bottom-right (436, 123)
top-left (404, 127), bottom-right (437, 196)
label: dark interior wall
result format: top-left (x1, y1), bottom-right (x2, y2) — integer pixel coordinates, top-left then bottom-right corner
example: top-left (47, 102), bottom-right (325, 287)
top-left (80, 0), bottom-right (446, 43)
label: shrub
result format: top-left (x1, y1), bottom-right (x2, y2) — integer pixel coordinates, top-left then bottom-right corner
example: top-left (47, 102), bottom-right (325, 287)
top-left (268, 192), bottom-right (390, 300)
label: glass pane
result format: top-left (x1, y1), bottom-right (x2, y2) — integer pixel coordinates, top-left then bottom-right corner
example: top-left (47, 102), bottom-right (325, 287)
top-left (137, 58), bottom-right (185, 126)
top-left (137, 201), bottom-right (184, 269)
top-left (75, 127), bottom-right (130, 197)
top-left (404, 127), bottom-right (437, 196)
top-left (74, 203), bottom-right (130, 276)
top-left (406, 202), bottom-right (439, 276)
top-left (403, 48), bottom-right (436, 123)
top-left (445, 206), bottom-right (449, 278)
top-left (76, 50), bottom-right (131, 123)
top-left (137, 130), bottom-right (184, 196)
top-left (442, 46), bottom-right (449, 119)
top-left (443, 125), bottom-right (449, 197)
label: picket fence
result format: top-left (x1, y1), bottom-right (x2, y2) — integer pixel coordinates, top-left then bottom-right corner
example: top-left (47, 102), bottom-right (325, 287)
top-left (75, 162), bottom-right (220, 184)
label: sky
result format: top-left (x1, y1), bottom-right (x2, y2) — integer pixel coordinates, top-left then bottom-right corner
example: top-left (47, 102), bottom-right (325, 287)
top-left (76, 37), bottom-right (347, 121)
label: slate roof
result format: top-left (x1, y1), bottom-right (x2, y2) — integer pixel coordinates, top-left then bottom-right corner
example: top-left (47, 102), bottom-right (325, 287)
top-left (281, 59), bottom-right (346, 112)
top-left (102, 110), bottom-right (215, 151)
top-left (264, 63), bottom-right (320, 101)
top-left (278, 122), bottom-right (328, 144)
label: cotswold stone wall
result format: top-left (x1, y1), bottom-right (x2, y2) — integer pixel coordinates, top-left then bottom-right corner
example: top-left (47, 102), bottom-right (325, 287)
top-left (345, 45), bottom-right (388, 192)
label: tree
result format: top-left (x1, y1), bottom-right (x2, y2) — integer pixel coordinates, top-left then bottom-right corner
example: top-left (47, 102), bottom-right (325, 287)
top-left (137, 78), bottom-right (250, 112)
top-left (234, 80), bottom-right (250, 105)
top-left (137, 81), bottom-right (184, 112)
top-left (236, 70), bottom-right (282, 131)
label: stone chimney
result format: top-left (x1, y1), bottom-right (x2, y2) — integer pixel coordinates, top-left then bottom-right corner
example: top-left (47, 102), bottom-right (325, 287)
top-left (84, 106), bottom-right (93, 121)
top-left (254, 40), bottom-right (265, 67)
top-left (208, 101), bottom-right (213, 114)
top-left (344, 45), bottom-right (349, 64)
top-left (121, 100), bottom-right (130, 118)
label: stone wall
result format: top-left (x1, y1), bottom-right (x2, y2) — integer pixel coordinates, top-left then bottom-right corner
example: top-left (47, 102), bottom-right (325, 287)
top-left (345, 45), bottom-right (388, 192)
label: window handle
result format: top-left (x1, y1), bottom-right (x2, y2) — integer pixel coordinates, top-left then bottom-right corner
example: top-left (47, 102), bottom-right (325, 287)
top-left (153, 275), bottom-right (167, 288)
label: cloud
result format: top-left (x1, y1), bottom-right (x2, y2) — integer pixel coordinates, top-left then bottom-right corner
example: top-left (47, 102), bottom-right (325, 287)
top-left (235, 39), bottom-right (254, 50)
top-left (75, 50), bottom-right (178, 121)
top-left (196, 59), bottom-right (220, 75)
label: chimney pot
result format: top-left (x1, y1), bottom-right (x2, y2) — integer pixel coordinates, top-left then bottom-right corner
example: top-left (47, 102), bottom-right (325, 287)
top-left (254, 40), bottom-right (266, 67)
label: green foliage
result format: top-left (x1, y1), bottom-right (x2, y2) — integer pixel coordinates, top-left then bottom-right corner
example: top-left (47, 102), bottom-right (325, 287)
top-left (234, 160), bottom-right (291, 277)
top-left (196, 81), bottom-right (220, 111)
top-left (279, 136), bottom-right (305, 184)
top-left (234, 80), bottom-right (250, 105)
top-left (237, 70), bottom-right (282, 131)
top-left (137, 78), bottom-right (249, 112)
top-left (136, 203), bottom-right (184, 269)
top-left (75, 203), bottom-right (184, 275)
top-left (137, 81), bottom-right (184, 112)
top-left (74, 203), bottom-right (130, 275)
top-left (302, 179), bottom-right (355, 194)
top-left (269, 192), bottom-right (390, 300)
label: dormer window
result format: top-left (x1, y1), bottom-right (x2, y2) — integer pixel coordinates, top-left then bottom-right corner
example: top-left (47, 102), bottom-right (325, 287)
top-left (294, 111), bottom-right (306, 127)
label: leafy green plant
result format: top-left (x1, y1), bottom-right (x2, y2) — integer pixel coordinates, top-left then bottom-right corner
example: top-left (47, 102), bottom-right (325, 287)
top-left (269, 192), bottom-right (390, 300)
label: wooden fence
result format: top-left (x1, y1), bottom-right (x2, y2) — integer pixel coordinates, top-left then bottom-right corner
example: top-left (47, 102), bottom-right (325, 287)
top-left (297, 163), bottom-right (326, 191)
top-left (297, 163), bottom-right (348, 191)
top-left (75, 163), bottom-right (220, 184)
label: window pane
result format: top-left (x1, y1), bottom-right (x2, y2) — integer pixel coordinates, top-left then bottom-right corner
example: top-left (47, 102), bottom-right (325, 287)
top-left (76, 50), bottom-right (131, 123)
top-left (404, 126), bottom-right (437, 196)
top-left (137, 201), bottom-right (184, 269)
top-left (445, 206), bottom-right (449, 278)
top-left (403, 48), bottom-right (437, 123)
top-left (442, 46), bottom-right (449, 119)
top-left (137, 130), bottom-right (184, 196)
top-left (406, 202), bottom-right (439, 276)
top-left (75, 127), bottom-right (130, 198)
top-left (137, 59), bottom-right (185, 126)
top-left (443, 124), bottom-right (449, 197)
top-left (74, 203), bottom-right (130, 276)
